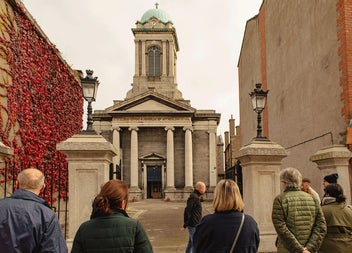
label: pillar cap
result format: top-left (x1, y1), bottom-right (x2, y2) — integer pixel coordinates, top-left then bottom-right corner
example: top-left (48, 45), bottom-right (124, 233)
top-left (235, 139), bottom-right (288, 158)
top-left (0, 141), bottom-right (13, 157)
top-left (56, 134), bottom-right (117, 154)
top-left (310, 144), bottom-right (352, 162)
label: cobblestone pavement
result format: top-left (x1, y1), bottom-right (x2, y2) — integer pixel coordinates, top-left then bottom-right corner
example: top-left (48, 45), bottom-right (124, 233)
top-left (127, 199), bottom-right (213, 253)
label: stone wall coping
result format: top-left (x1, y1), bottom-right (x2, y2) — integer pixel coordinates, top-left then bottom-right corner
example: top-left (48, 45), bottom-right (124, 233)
top-left (235, 139), bottom-right (288, 158)
top-left (310, 144), bottom-right (352, 162)
top-left (56, 134), bottom-right (117, 154)
top-left (0, 141), bottom-right (13, 157)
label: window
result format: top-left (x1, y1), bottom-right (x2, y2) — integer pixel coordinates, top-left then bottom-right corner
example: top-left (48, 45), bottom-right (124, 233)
top-left (147, 46), bottom-right (161, 77)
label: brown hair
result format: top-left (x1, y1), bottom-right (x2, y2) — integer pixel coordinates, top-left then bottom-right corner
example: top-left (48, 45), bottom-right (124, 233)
top-left (212, 179), bottom-right (244, 212)
top-left (302, 178), bottom-right (311, 183)
top-left (91, 179), bottom-right (129, 218)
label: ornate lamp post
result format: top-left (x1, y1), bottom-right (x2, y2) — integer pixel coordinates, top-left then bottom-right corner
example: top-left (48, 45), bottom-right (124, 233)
top-left (249, 83), bottom-right (269, 140)
top-left (81, 70), bottom-right (99, 133)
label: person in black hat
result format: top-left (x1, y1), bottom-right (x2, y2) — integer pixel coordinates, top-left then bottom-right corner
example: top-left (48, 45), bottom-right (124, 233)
top-left (322, 173), bottom-right (339, 202)
top-left (323, 173), bottom-right (339, 189)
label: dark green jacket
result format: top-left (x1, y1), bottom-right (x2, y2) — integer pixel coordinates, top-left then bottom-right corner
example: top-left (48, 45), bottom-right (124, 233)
top-left (272, 188), bottom-right (326, 253)
top-left (71, 211), bottom-right (153, 253)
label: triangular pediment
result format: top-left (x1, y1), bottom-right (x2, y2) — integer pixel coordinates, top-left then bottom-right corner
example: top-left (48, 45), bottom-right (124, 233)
top-left (140, 152), bottom-right (165, 160)
top-left (125, 99), bottom-right (178, 112)
top-left (105, 91), bottom-right (195, 114)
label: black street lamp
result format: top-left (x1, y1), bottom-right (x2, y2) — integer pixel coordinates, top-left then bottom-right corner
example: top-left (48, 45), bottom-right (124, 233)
top-left (81, 69), bottom-right (99, 133)
top-left (249, 83), bottom-right (269, 140)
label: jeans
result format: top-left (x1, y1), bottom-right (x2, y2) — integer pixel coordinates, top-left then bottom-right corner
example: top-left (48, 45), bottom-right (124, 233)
top-left (185, 226), bottom-right (196, 253)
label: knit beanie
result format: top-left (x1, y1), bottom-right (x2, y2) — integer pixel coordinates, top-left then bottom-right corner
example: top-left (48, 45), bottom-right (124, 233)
top-left (323, 173), bottom-right (338, 184)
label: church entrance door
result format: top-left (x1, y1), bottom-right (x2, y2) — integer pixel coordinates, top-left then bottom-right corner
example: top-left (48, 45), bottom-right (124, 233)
top-left (147, 165), bottom-right (162, 198)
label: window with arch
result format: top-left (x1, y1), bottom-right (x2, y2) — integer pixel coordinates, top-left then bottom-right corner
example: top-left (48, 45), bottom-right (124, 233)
top-left (147, 46), bottom-right (161, 77)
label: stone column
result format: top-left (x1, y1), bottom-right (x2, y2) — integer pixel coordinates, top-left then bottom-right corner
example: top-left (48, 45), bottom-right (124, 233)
top-left (310, 144), bottom-right (352, 204)
top-left (129, 127), bottom-right (139, 190)
top-left (112, 127), bottom-right (121, 179)
top-left (165, 127), bottom-right (175, 189)
top-left (141, 162), bottom-right (147, 199)
top-left (169, 42), bottom-right (174, 76)
top-left (184, 127), bottom-right (193, 189)
top-left (235, 139), bottom-right (288, 253)
top-left (141, 41), bottom-right (146, 76)
top-left (134, 40), bottom-right (139, 76)
top-left (56, 134), bottom-right (117, 249)
top-left (208, 129), bottom-right (217, 189)
top-left (162, 40), bottom-right (167, 77)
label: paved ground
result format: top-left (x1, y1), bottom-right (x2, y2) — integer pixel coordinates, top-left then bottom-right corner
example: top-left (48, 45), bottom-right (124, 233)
top-left (128, 199), bottom-right (213, 253)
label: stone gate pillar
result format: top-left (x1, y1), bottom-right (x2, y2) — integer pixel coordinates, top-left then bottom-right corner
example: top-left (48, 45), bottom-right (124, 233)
top-left (0, 141), bottom-right (13, 198)
top-left (235, 139), bottom-right (287, 253)
top-left (310, 144), bottom-right (352, 204)
top-left (0, 141), bottom-right (13, 159)
top-left (56, 133), bottom-right (117, 248)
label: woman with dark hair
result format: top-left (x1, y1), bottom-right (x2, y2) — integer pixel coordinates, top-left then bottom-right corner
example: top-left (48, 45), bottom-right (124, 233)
top-left (193, 179), bottom-right (259, 253)
top-left (71, 179), bottom-right (153, 253)
top-left (320, 184), bottom-right (352, 253)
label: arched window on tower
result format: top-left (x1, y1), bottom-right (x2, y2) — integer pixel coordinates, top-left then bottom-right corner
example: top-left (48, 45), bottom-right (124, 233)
top-left (147, 46), bottom-right (161, 78)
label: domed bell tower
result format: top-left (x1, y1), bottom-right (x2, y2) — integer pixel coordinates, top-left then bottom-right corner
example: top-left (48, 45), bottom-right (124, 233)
top-left (127, 3), bottom-right (183, 99)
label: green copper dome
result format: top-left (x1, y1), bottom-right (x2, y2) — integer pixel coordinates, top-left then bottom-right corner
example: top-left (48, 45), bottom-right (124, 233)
top-left (140, 4), bottom-right (172, 24)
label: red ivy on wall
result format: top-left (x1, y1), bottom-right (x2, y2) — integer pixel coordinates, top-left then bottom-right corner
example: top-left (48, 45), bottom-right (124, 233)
top-left (0, 2), bottom-right (83, 204)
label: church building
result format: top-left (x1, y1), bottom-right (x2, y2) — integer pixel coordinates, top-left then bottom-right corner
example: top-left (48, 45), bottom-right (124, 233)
top-left (92, 5), bottom-right (221, 200)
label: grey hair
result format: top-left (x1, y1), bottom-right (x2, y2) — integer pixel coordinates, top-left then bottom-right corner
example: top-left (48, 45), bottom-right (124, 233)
top-left (17, 168), bottom-right (45, 190)
top-left (280, 167), bottom-right (302, 188)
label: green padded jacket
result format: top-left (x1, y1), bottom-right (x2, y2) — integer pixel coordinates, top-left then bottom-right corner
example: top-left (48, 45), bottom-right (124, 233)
top-left (272, 188), bottom-right (327, 253)
top-left (71, 211), bottom-right (153, 253)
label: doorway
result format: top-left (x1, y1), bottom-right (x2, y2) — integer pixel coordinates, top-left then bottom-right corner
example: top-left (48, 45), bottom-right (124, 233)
top-left (147, 166), bottom-right (162, 198)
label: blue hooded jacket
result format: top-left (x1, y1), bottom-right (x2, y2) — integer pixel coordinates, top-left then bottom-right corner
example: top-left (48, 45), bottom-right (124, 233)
top-left (0, 189), bottom-right (68, 253)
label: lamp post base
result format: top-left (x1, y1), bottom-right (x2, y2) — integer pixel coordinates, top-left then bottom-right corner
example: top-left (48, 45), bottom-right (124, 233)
top-left (80, 129), bottom-right (97, 135)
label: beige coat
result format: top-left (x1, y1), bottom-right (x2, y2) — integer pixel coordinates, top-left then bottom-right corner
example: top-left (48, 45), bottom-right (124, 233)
top-left (319, 201), bottom-right (352, 253)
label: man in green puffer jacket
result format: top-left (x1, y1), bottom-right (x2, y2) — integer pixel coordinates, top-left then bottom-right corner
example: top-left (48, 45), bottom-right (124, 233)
top-left (272, 167), bottom-right (327, 253)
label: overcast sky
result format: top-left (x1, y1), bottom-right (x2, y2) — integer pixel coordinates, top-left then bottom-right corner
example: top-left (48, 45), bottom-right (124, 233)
top-left (22, 0), bottom-right (263, 135)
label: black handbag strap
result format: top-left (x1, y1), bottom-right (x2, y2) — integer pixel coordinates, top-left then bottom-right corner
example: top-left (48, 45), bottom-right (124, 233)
top-left (230, 213), bottom-right (245, 253)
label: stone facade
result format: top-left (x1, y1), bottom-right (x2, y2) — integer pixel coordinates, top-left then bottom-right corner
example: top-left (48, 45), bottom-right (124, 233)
top-left (238, 0), bottom-right (352, 198)
top-left (92, 6), bottom-right (221, 200)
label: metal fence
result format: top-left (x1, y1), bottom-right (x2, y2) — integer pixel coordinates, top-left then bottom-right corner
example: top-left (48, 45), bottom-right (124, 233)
top-left (225, 161), bottom-right (243, 195)
top-left (0, 161), bottom-right (68, 239)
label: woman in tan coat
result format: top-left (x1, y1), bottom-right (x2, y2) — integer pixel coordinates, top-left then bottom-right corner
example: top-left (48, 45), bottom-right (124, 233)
top-left (320, 184), bottom-right (352, 253)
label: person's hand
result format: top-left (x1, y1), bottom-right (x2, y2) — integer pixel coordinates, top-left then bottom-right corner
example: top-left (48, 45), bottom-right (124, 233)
top-left (180, 227), bottom-right (186, 231)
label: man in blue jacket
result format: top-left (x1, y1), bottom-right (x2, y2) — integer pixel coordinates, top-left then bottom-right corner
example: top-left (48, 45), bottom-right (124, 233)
top-left (0, 168), bottom-right (68, 253)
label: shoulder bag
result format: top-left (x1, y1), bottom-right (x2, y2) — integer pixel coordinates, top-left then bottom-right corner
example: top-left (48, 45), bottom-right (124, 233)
top-left (229, 213), bottom-right (245, 253)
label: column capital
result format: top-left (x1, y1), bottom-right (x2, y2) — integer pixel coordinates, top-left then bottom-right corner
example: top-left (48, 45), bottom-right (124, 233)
top-left (207, 129), bottom-right (217, 134)
top-left (128, 127), bottom-right (139, 132)
top-left (165, 126), bottom-right (175, 131)
top-left (111, 126), bottom-right (121, 131)
top-left (183, 126), bottom-right (193, 132)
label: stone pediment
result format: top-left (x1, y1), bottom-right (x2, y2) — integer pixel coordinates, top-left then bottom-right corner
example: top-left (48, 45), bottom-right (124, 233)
top-left (106, 91), bottom-right (195, 114)
top-left (140, 152), bottom-right (166, 161)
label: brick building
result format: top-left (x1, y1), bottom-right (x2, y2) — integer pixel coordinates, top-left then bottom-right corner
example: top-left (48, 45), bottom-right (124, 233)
top-left (238, 0), bottom-right (352, 197)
